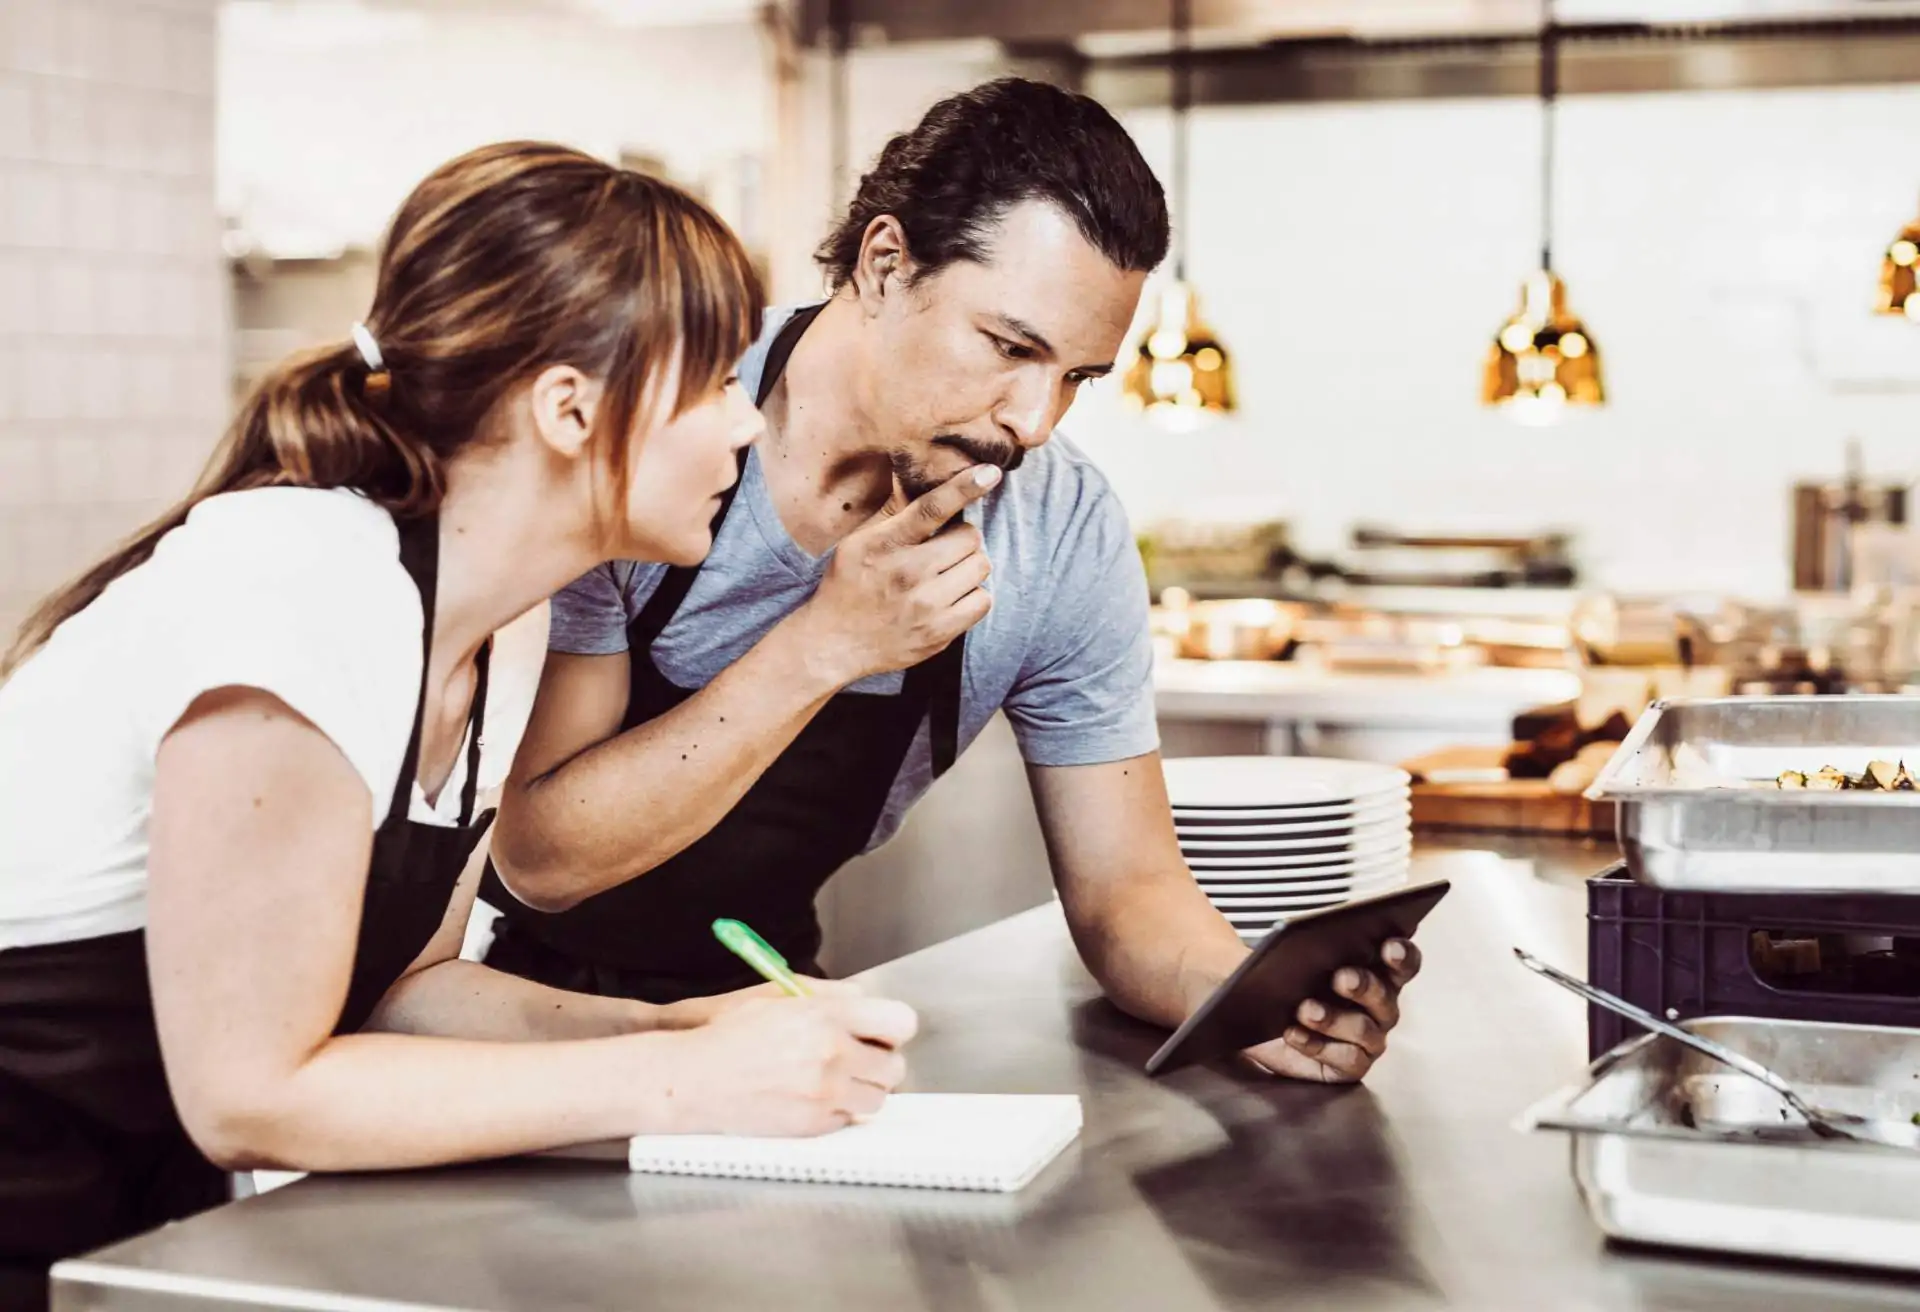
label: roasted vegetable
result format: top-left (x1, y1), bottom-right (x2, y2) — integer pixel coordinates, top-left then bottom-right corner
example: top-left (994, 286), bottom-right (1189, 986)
top-left (1774, 760), bottom-right (1919, 792)
top-left (1857, 760), bottom-right (1897, 791)
top-left (1807, 766), bottom-right (1851, 791)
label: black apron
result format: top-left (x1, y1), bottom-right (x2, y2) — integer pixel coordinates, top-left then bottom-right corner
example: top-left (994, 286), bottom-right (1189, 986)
top-left (0, 513), bottom-right (492, 1312)
top-left (482, 305), bottom-right (964, 1003)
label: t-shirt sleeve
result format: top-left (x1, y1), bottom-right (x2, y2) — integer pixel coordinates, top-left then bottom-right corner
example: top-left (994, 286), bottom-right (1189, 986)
top-left (1002, 481), bottom-right (1160, 768)
top-left (136, 492), bottom-right (423, 829)
top-left (547, 563), bottom-right (634, 655)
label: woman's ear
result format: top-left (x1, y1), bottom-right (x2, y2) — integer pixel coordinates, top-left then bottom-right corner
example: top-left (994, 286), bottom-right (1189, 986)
top-left (852, 215), bottom-right (911, 315)
top-left (527, 365), bottom-right (602, 459)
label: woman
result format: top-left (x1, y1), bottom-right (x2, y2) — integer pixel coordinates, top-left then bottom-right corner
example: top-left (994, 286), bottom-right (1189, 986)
top-left (0, 143), bottom-right (914, 1305)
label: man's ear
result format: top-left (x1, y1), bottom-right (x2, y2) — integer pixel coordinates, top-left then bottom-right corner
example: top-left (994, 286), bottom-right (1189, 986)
top-left (851, 215), bottom-right (911, 315)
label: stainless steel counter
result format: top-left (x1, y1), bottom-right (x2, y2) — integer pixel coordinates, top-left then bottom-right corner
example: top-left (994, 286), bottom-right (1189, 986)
top-left (53, 842), bottom-right (1920, 1311)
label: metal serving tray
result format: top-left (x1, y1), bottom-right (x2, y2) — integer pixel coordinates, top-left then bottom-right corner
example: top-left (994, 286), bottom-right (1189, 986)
top-left (1522, 1017), bottom-right (1920, 1274)
top-left (1587, 695), bottom-right (1920, 892)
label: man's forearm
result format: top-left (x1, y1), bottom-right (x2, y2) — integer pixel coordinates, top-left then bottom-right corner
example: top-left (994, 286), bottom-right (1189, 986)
top-left (1065, 870), bottom-right (1249, 1030)
top-left (494, 612), bottom-right (846, 909)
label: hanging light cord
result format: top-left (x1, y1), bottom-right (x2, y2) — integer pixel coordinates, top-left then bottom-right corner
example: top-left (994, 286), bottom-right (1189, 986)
top-left (829, 0), bottom-right (849, 208)
top-left (1539, 0), bottom-right (1558, 274)
top-left (1172, 0), bottom-right (1191, 281)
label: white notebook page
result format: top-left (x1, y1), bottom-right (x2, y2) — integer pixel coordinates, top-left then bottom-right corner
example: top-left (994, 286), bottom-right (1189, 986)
top-left (617, 1094), bottom-right (1083, 1193)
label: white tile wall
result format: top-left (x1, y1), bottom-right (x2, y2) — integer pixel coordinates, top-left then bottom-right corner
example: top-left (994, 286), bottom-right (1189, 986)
top-left (0, 0), bottom-right (224, 643)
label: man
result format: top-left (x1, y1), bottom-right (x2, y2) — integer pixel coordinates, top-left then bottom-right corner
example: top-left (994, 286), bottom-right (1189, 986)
top-left (484, 77), bottom-right (1420, 1082)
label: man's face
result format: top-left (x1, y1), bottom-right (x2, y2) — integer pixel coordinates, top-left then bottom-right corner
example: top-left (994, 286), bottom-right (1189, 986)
top-left (863, 201), bottom-right (1148, 499)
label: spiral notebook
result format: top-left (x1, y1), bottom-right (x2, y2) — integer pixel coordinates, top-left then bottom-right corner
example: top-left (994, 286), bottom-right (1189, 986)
top-left (604, 1094), bottom-right (1082, 1194)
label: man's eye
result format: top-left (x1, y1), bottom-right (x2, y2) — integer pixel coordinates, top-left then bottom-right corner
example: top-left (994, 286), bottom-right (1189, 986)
top-left (991, 335), bottom-right (1033, 361)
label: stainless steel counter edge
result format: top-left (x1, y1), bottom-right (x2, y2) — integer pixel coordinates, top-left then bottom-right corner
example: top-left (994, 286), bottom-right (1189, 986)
top-left (51, 841), bottom-right (1920, 1312)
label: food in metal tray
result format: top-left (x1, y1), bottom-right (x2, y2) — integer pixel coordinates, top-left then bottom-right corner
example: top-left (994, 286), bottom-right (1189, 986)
top-left (1775, 760), bottom-right (1916, 791)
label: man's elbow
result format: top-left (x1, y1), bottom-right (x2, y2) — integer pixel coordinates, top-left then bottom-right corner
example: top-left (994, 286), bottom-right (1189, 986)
top-left (489, 845), bottom-right (589, 914)
top-left (491, 789), bottom-right (593, 912)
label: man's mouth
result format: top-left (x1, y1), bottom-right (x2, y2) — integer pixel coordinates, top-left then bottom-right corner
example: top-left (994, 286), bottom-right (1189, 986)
top-left (931, 435), bottom-right (1023, 473)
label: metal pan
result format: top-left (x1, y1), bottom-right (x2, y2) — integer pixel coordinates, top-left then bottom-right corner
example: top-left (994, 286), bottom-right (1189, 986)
top-left (1521, 1016), bottom-right (1920, 1273)
top-left (1586, 695), bottom-right (1920, 891)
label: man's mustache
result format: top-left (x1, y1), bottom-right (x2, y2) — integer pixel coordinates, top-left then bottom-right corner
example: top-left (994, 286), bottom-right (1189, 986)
top-left (932, 435), bottom-right (1024, 473)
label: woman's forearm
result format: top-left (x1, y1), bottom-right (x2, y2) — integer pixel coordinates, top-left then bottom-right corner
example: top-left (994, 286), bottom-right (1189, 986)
top-left (193, 1028), bottom-right (697, 1172)
top-left (361, 958), bottom-right (694, 1041)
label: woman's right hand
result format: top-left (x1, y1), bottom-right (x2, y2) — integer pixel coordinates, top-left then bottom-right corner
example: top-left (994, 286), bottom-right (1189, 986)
top-left (791, 466), bottom-right (1001, 687)
top-left (662, 994), bottom-right (919, 1138)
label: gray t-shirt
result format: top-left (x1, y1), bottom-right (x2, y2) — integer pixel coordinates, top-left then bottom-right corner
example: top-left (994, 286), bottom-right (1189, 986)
top-left (548, 304), bottom-right (1159, 852)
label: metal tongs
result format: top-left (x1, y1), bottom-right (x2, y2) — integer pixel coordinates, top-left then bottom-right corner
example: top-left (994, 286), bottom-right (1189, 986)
top-left (1514, 948), bottom-right (1920, 1153)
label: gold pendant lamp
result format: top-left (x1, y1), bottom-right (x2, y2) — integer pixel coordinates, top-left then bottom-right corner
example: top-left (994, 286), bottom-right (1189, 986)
top-left (1122, 0), bottom-right (1236, 430)
top-left (1876, 198), bottom-right (1920, 321)
top-left (1483, 2), bottom-right (1605, 423)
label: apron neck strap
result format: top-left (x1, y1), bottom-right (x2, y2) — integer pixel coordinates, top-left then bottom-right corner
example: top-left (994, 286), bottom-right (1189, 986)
top-left (394, 513), bottom-right (494, 828)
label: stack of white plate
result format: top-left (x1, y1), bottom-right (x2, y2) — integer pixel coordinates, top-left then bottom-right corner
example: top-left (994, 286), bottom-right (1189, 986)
top-left (1164, 756), bottom-right (1413, 944)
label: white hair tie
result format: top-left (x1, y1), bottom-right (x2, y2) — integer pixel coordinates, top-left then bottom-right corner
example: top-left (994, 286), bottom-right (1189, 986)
top-left (350, 321), bottom-right (386, 373)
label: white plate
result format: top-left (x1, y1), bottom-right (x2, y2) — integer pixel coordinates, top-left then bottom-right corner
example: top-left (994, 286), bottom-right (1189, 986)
top-left (1196, 867), bottom-right (1409, 899)
top-left (1206, 878), bottom-right (1409, 910)
top-left (1162, 756), bottom-right (1411, 810)
top-left (1218, 887), bottom-right (1408, 920)
top-left (1189, 848), bottom-right (1412, 882)
top-left (1203, 865), bottom-right (1408, 898)
top-left (1185, 835), bottom-right (1411, 871)
top-left (1221, 905), bottom-right (1339, 923)
top-left (1172, 787), bottom-right (1409, 821)
top-left (1173, 794), bottom-right (1410, 833)
top-left (1179, 820), bottom-right (1410, 854)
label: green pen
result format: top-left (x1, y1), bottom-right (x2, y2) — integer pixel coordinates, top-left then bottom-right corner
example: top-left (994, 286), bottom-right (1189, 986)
top-left (712, 918), bottom-right (812, 997)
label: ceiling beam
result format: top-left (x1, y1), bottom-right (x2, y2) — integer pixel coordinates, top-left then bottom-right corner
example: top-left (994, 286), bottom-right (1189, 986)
top-left (1082, 19), bottom-right (1920, 107)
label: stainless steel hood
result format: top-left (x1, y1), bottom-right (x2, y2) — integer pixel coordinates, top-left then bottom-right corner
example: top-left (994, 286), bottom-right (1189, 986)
top-left (798, 0), bottom-right (1920, 103)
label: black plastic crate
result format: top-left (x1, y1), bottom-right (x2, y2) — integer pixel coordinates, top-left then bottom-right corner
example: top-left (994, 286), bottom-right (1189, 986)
top-left (1586, 863), bottom-right (1920, 1059)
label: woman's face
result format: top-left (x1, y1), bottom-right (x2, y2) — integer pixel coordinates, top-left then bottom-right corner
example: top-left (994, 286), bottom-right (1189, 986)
top-left (619, 367), bottom-right (764, 566)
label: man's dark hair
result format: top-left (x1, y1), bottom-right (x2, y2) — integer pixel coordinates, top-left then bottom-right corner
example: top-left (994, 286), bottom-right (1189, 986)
top-left (815, 77), bottom-right (1170, 288)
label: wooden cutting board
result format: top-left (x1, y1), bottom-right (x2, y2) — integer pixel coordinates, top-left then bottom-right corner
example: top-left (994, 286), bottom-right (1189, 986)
top-left (1411, 781), bottom-right (1617, 838)
top-left (1402, 746), bottom-right (1618, 838)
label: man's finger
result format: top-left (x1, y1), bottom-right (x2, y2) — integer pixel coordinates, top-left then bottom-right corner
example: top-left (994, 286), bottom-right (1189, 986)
top-left (921, 549), bottom-right (991, 610)
top-left (1282, 1026), bottom-right (1373, 1082)
top-left (900, 523), bottom-right (985, 576)
top-left (1331, 967), bottom-right (1400, 1031)
top-left (1295, 998), bottom-right (1387, 1058)
top-left (882, 466), bottom-right (1002, 546)
top-left (1380, 938), bottom-right (1422, 989)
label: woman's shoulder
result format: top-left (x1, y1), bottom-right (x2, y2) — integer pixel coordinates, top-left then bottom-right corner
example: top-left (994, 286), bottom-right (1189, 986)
top-left (173, 486), bottom-right (403, 563)
top-left (156, 487), bottom-right (421, 621)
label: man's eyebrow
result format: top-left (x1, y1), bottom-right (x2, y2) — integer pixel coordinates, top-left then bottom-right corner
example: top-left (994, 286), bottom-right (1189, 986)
top-left (989, 314), bottom-right (1114, 374)
top-left (990, 314), bottom-right (1054, 356)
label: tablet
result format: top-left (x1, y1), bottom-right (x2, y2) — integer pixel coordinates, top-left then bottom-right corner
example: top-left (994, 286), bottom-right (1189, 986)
top-left (1144, 877), bottom-right (1451, 1076)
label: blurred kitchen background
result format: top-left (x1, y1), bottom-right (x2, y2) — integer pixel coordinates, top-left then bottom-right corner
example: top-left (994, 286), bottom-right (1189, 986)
top-left (5, 0), bottom-right (1920, 967)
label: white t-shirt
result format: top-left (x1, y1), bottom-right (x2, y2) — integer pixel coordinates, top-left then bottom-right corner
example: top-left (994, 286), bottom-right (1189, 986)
top-left (0, 487), bottom-right (529, 952)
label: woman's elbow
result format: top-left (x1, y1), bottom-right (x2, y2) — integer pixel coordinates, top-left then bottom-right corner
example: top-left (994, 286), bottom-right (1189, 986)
top-left (176, 1083), bottom-right (303, 1172)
